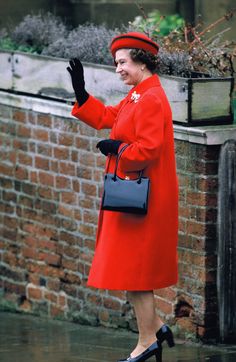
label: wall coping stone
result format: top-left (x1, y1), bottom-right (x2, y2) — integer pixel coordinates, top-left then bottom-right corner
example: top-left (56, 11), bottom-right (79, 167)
top-left (0, 90), bottom-right (235, 145)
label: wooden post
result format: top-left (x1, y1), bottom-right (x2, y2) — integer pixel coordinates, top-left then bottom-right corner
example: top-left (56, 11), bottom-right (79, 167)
top-left (217, 139), bottom-right (236, 343)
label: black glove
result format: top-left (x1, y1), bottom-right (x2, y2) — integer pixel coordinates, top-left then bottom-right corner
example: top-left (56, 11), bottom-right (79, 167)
top-left (67, 58), bottom-right (89, 106)
top-left (96, 139), bottom-right (122, 156)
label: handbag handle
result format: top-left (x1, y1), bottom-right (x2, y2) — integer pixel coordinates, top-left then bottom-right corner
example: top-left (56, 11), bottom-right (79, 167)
top-left (113, 144), bottom-right (143, 183)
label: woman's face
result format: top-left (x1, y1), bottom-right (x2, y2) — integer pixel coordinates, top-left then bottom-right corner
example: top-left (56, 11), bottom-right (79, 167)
top-left (115, 49), bottom-right (145, 87)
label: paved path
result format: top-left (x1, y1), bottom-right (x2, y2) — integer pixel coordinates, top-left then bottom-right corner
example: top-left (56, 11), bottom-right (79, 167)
top-left (0, 312), bottom-right (235, 362)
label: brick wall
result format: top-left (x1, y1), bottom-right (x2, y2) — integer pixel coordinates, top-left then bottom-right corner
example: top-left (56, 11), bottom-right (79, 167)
top-left (0, 92), bottom-right (232, 342)
top-left (161, 141), bottom-right (220, 341)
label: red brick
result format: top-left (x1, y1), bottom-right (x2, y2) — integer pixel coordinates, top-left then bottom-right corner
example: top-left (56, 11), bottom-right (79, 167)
top-left (22, 247), bottom-right (37, 259)
top-left (58, 205), bottom-right (74, 218)
top-left (33, 129), bottom-right (49, 142)
top-left (186, 220), bottom-right (206, 237)
top-left (27, 286), bottom-right (43, 300)
top-left (45, 291), bottom-right (57, 303)
top-left (61, 191), bottom-right (76, 205)
top-left (15, 166), bottom-right (28, 180)
top-left (176, 317), bottom-right (197, 335)
top-left (3, 252), bottom-right (18, 267)
top-left (79, 223), bottom-right (96, 238)
top-left (3, 216), bottom-right (18, 228)
top-left (56, 176), bottom-right (71, 189)
top-left (87, 293), bottom-right (102, 305)
top-left (103, 297), bottom-right (121, 311)
top-left (4, 281), bottom-right (25, 295)
top-left (79, 153), bottom-right (95, 167)
top-left (38, 186), bottom-right (52, 199)
top-left (83, 210), bottom-right (98, 225)
top-left (19, 195), bottom-right (33, 208)
top-left (18, 153), bottom-right (32, 166)
top-left (50, 305), bottom-right (65, 317)
top-left (77, 167), bottom-right (92, 180)
top-left (0, 163), bottom-right (14, 177)
top-left (38, 239), bottom-right (56, 251)
top-left (40, 264), bottom-right (64, 278)
top-left (59, 162), bottom-right (76, 176)
top-left (60, 245), bottom-right (80, 258)
top-left (28, 112), bottom-right (36, 125)
top-left (47, 279), bottom-right (60, 292)
top-left (197, 177), bottom-right (218, 192)
top-left (62, 272), bottom-right (81, 284)
top-left (35, 156), bottom-right (49, 170)
top-left (72, 180), bottom-right (80, 192)
top-left (28, 274), bottom-right (40, 285)
top-left (62, 258), bottom-right (78, 272)
top-left (18, 124), bottom-right (31, 138)
top-left (37, 114), bottom-right (52, 128)
top-left (13, 109), bottom-right (27, 123)
top-left (71, 150), bottom-right (78, 162)
top-left (58, 293), bottom-right (67, 307)
top-left (53, 147), bottom-right (70, 160)
top-left (74, 209), bottom-right (82, 221)
top-left (186, 191), bottom-right (206, 206)
top-left (50, 160), bottom-right (59, 173)
top-left (76, 136), bottom-right (90, 150)
top-left (37, 144), bottom-right (52, 157)
top-left (155, 298), bottom-right (173, 315)
top-left (30, 171), bottom-right (38, 183)
top-left (38, 171), bottom-right (54, 187)
top-left (58, 133), bottom-right (74, 146)
top-left (96, 154), bottom-right (106, 168)
top-left (154, 287), bottom-right (177, 302)
top-left (81, 182), bottom-right (97, 196)
top-left (99, 309), bottom-right (109, 323)
top-left (47, 253), bottom-right (61, 266)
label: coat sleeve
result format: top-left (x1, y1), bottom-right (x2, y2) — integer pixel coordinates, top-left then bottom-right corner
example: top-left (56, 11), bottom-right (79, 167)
top-left (71, 95), bottom-right (125, 130)
top-left (118, 94), bottom-right (166, 172)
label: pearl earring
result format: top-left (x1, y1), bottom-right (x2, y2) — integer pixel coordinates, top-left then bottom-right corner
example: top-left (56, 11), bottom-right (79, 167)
top-left (141, 67), bottom-right (145, 71)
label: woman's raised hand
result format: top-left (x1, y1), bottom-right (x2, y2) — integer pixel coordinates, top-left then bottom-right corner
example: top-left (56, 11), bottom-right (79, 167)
top-left (67, 58), bottom-right (89, 106)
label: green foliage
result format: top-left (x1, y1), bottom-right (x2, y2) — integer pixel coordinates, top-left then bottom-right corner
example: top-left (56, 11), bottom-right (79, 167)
top-left (130, 10), bottom-right (184, 38)
top-left (0, 36), bottom-right (37, 53)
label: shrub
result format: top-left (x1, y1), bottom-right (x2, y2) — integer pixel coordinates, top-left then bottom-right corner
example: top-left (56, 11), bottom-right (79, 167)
top-left (130, 6), bottom-right (236, 77)
top-left (42, 24), bottom-right (118, 65)
top-left (0, 10), bottom-right (235, 77)
top-left (11, 12), bottom-right (68, 54)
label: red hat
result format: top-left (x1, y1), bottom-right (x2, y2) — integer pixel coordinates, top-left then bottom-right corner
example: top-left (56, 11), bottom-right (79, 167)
top-left (110, 32), bottom-right (159, 57)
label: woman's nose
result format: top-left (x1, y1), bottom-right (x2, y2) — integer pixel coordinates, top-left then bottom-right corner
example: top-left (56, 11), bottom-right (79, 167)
top-left (116, 64), bottom-right (122, 73)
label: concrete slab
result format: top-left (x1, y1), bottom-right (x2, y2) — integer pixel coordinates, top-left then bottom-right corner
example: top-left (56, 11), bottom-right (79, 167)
top-left (0, 312), bottom-right (236, 362)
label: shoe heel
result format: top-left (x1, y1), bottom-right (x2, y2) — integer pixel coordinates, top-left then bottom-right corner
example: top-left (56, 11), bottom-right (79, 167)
top-left (166, 333), bottom-right (175, 348)
top-left (155, 344), bottom-right (162, 362)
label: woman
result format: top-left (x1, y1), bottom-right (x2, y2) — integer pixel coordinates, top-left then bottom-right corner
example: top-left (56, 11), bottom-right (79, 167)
top-left (67, 32), bottom-right (178, 362)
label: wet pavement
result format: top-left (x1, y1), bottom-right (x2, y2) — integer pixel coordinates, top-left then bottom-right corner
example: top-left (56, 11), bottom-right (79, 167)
top-left (0, 312), bottom-right (236, 362)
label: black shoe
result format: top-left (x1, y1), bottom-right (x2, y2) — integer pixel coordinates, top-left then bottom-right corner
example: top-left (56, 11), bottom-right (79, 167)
top-left (117, 340), bottom-right (162, 362)
top-left (156, 324), bottom-right (175, 348)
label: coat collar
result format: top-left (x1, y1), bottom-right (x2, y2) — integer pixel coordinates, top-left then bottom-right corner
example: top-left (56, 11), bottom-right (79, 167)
top-left (127, 74), bottom-right (161, 103)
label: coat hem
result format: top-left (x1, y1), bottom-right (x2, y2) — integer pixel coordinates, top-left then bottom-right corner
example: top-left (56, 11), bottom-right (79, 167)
top-left (87, 279), bottom-right (178, 291)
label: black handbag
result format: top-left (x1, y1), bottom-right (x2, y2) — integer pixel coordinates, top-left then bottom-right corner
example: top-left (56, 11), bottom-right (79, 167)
top-left (101, 145), bottom-right (150, 215)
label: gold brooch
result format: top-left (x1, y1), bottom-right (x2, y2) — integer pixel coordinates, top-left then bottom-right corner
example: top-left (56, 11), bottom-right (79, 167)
top-left (131, 91), bottom-right (140, 103)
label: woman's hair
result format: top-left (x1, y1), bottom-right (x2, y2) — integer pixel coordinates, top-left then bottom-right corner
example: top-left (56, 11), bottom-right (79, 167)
top-left (129, 48), bottom-right (158, 73)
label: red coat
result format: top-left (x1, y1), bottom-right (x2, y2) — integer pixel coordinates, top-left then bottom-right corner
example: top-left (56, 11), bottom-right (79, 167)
top-left (72, 74), bottom-right (178, 290)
